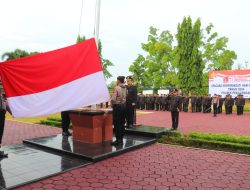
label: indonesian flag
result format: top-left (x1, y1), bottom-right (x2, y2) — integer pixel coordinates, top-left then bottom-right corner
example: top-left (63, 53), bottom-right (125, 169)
top-left (0, 38), bottom-right (110, 118)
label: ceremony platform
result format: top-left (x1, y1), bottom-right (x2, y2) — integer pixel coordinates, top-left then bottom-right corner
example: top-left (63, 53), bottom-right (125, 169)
top-left (0, 125), bottom-right (167, 189)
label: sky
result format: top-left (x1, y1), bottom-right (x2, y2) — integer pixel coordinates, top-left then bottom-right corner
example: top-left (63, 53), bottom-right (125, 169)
top-left (0, 0), bottom-right (250, 83)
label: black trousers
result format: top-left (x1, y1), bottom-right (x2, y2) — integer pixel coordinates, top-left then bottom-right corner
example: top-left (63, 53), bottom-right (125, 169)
top-left (225, 105), bottom-right (229, 114)
top-left (218, 106), bottom-right (222, 113)
top-left (113, 104), bottom-right (126, 141)
top-left (183, 104), bottom-right (188, 112)
top-left (196, 105), bottom-right (202, 112)
top-left (61, 111), bottom-right (70, 132)
top-left (171, 111), bottom-right (179, 129)
top-left (155, 103), bottom-right (159, 111)
top-left (126, 103), bottom-right (135, 126)
top-left (213, 104), bottom-right (218, 116)
top-left (0, 110), bottom-right (6, 144)
top-left (191, 104), bottom-right (196, 112)
top-left (237, 106), bottom-right (244, 115)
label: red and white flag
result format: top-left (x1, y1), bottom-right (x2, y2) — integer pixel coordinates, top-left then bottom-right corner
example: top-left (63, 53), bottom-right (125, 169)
top-left (0, 38), bottom-right (110, 118)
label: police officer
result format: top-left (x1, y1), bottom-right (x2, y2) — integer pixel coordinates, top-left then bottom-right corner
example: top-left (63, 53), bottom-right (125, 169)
top-left (125, 76), bottom-right (137, 128)
top-left (212, 94), bottom-right (219, 117)
top-left (190, 95), bottom-right (197, 113)
top-left (0, 91), bottom-right (12, 158)
top-left (169, 89), bottom-right (182, 130)
top-left (235, 94), bottom-right (245, 115)
top-left (182, 95), bottom-right (189, 112)
top-left (140, 94), bottom-right (146, 110)
top-left (224, 94), bottom-right (230, 114)
top-left (111, 76), bottom-right (126, 146)
top-left (196, 95), bottom-right (202, 112)
top-left (218, 95), bottom-right (224, 114)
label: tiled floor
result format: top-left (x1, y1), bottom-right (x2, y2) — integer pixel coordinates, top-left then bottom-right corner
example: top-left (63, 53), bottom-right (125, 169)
top-left (0, 145), bottom-right (90, 189)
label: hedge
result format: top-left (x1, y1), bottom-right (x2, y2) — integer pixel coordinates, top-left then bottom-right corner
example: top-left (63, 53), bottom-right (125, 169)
top-left (158, 131), bottom-right (250, 155)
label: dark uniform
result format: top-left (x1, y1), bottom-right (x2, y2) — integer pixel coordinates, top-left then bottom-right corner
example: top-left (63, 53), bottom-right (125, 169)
top-left (169, 91), bottom-right (182, 130)
top-left (196, 96), bottom-right (202, 112)
top-left (224, 94), bottom-right (231, 114)
top-left (140, 95), bottom-right (146, 110)
top-left (155, 95), bottom-right (161, 111)
top-left (235, 95), bottom-right (245, 115)
top-left (207, 95), bottom-right (212, 113)
top-left (0, 92), bottom-right (11, 158)
top-left (111, 76), bottom-right (126, 146)
top-left (202, 95), bottom-right (207, 113)
top-left (136, 95), bottom-right (141, 109)
top-left (182, 96), bottom-right (189, 112)
top-left (218, 95), bottom-right (224, 114)
top-left (190, 95), bottom-right (197, 113)
top-left (61, 111), bottom-right (72, 136)
top-left (212, 94), bottom-right (219, 117)
top-left (126, 76), bottom-right (137, 127)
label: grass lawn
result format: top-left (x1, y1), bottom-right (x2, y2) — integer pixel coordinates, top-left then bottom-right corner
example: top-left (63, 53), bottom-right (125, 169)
top-left (6, 112), bottom-right (61, 124)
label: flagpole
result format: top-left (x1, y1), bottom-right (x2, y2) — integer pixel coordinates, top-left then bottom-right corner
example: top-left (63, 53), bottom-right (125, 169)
top-left (94, 0), bottom-right (101, 48)
top-left (91, 0), bottom-right (101, 110)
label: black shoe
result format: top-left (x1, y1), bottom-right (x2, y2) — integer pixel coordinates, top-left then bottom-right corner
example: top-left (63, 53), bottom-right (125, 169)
top-left (0, 150), bottom-right (8, 158)
top-left (111, 140), bottom-right (123, 146)
top-left (62, 131), bottom-right (72, 136)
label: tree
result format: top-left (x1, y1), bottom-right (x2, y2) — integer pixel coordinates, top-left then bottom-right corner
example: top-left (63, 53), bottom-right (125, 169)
top-left (76, 35), bottom-right (113, 79)
top-left (202, 23), bottom-right (237, 71)
top-left (129, 27), bottom-right (177, 92)
top-left (176, 16), bottom-right (204, 94)
top-left (129, 18), bottom-right (237, 95)
top-left (2, 49), bottom-right (39, 61)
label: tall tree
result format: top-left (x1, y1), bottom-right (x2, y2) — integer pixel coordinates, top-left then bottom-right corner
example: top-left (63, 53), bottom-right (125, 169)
top-left (76, 35), bottom-right (113, 79)
top-left (2, 49), bottom-right (39, 61)
top-left (176, 17), bottom-right (204, 94)
top-left (129, 27), bottom-right (176, 92)
top-left (202, 23), bottom-right (237, 71)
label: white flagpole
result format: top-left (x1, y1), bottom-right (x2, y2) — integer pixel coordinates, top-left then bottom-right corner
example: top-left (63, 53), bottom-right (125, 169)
top-left (94, 0), bottom-right (101, 48)
top-left (91, 0), bottom-right (101, 110)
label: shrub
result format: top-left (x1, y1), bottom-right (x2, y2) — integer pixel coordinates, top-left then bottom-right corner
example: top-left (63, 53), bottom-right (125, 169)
top-left (158, 131), bottom-right (250, 155)
top-left (39, 120), bottom-right (61, 127)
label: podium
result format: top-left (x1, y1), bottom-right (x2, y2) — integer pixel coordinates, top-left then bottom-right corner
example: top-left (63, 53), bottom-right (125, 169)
top-left (68, 108), bottom-right (113, 144)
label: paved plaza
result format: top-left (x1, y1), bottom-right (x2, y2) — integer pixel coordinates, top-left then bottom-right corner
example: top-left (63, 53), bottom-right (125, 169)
top-left (2, 111), bottom-right (250, 190)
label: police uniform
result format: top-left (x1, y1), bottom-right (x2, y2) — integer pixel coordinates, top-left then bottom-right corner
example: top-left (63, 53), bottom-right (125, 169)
top-left (111, 76), bottom-right (127, 146)
top-left (212, 94), bottom-right (219, 117)
top-left (182, 95), bottom-right (189, 112)
top-left (235, 94), bottom-right (245, 115)
top-left (61, 111), bottom-right (72, 136)
top-left (169, 90), bottom-right (182, 130)
top-left (190, 95), bottom-right (197, 113)
top-left (125, 76), bottom-right (137, 127)
top-left (0, 92), bottom-right (11, 158)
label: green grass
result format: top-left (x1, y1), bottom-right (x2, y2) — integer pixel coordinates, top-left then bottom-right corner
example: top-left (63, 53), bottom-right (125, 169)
top-left (6, 112), bottom-right (61, 124)
top-left (158, 130), bottom-right (250, 155)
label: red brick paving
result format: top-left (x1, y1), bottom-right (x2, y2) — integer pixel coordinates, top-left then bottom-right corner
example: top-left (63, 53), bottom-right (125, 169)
top-left (137, 111), bottom-right (250, 136)
top-left (2, 120), bottom-right (61, 145)
top-left (2, 112), bottom-right (250, 190)
top-left (15, 143), bottom-right (250, 190)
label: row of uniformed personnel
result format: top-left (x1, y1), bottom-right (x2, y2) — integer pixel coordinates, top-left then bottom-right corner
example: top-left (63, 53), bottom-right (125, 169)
top-left (136, 94), bottom-right (246, 115)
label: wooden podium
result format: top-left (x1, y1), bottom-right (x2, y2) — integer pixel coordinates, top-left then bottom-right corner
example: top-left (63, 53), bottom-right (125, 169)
top-left (68, 108), bottom-right (113, 144)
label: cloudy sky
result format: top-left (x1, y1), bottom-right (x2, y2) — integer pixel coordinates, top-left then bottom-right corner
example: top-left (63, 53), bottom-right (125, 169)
top-left (0, 0), bottom-right (249, 83)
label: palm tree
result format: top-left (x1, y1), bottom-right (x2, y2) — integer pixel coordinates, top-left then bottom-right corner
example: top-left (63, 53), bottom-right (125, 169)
top-left (1, 49), bottom-right (38, 61)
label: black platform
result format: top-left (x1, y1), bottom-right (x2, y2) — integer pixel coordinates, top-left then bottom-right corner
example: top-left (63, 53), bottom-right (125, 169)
top-left (23, 134), bottom-right (156, 162)
top-left (125, 125), bottom-right (169, 138)
top-left (0, 144), bottom-right (90, 190)
top-left (0, 126), bottom-right (166, 189)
